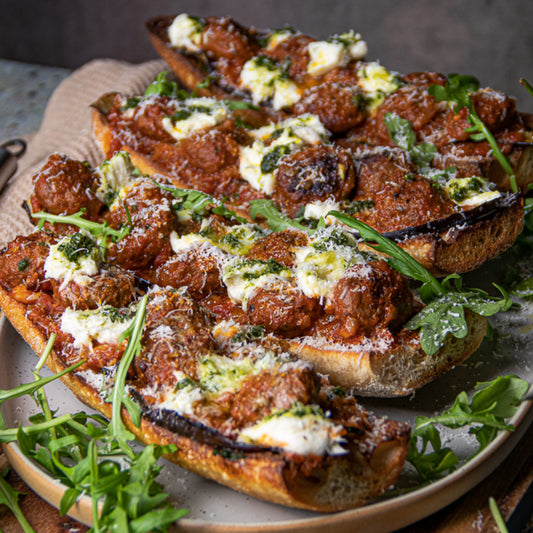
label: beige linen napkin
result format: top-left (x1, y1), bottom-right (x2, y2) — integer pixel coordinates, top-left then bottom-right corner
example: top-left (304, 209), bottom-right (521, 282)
top-left (0, 58), bottom-right (166, 247)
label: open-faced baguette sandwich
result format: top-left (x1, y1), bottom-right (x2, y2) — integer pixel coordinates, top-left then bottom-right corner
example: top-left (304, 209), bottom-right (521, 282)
top-left (92, 79), bottom-right (525, 277)
top-left (0, 258), bottom-right (410, 512)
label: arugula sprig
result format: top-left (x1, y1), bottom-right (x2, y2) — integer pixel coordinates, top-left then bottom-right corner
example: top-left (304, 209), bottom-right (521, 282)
top-left (249, 199), bottom-right (314, 233)
top-left (144, 71), bottom-right (189, 100)
top-left (408, 375), bottom-right (529, 481)
top-left (33, 209), bottom-right (131, 256)
top-left (428, 74), bottom-right (518, 193)
top-left (383, 112), bottom-right (457, 184)
top-left (489, 497), bottom-right (509, 533)
top-left (383, 112), bottom-right (438, 172)
top-left (153, 181), bottom-right (248, 224)
top-left (110, 294), bottom-right (148, 455)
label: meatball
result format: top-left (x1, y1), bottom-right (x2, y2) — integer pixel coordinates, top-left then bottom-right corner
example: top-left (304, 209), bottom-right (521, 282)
top-left (230, 367), bottom-right (319, 430)
top-left (324, 260), bottom-right (416, 336)
top-left (154, 245), bottom-right (225, 299)
top-left (157, 122), bottom-right (258, 201)
top-left (176, 122), bottom-right (242, 174)
top-left (247, 229), bottom-right (309, 268)
top-left (472, 89), bottom-right (519, 132)
top-left (356, 177), bottom-right (457, 233)
top-left (201, 17), bottom-right (258, 89)
top-left (105, 179), bottom-right (176, 270)
top-left (354, 149), bottom-right (416, 198)
top-left (132, 96), bottom-right (178, 142)
top-left (247, 280), bottom-right (320, 337)
top-left (293, 84), bottom-right (367, 134)
top-left (370, 85), bottom-right (442, 145)
top-left (133, 289), bottom-right (215, 389)
top-left (439, 88), bottom-right (521, 145)
top-left (31, 154), bottom-right (105, 220)
top-left (273, 145), bottom-right (356, 217)
top-left (54, 266), bottom-right (137, 310)
top-left (0, 231), bottom-right (56, 291)
top-left (202, 16), bottom-right (258, 62)
top-left (264, 34), bottom-right (314, 80)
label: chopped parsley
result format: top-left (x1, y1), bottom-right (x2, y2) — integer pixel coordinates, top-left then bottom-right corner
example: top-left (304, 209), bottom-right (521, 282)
top-left (231, 325), bottom-right (266, 343)
top-left (17, 258), bottom-right (29, 271)
top-left (260, 145), bottom-right (291, 174)
top-left (57, 232), bottom-right (96, 262)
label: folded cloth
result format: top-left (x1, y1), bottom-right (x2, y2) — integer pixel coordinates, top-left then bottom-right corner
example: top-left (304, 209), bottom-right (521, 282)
top-left (0, 58), bottom-right (166, 247)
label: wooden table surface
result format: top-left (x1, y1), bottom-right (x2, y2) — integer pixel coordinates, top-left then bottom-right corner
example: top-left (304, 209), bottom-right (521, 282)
top-left (0, 420), bottom-right (532, 533)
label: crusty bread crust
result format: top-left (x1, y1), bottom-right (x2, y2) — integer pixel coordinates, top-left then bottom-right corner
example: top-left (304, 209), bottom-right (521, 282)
top-left (0, 285), bottom-right (410, 512)
top-left (382, 195), bottom-right (524, 276)
top-left (289, 312), bottom-right (487, 397)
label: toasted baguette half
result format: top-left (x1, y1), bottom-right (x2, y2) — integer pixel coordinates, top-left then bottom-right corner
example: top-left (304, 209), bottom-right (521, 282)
top-left (0, 285), bottom-right (410, 512)
top-left (91, 102), bottom-right (524, 277)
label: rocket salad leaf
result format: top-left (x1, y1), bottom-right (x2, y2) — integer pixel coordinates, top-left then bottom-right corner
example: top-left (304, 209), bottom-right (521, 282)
top-left (428, 74), bottom-right (518, 193)
top-left (153, 181), bottom-right (248, 224)
top-left (33, 208), bottom-right (131, 256)
top-left (0, 468), bottom-right (35, 533)
top-left (408, 375), bottom-right (529, 481)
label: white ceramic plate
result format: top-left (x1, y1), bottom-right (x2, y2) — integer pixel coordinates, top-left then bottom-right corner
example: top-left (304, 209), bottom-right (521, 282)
top-left (1, 251), bottom-right (532, 532)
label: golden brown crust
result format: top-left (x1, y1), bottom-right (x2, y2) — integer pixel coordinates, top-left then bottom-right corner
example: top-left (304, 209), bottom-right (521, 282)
top-left (391, 197), bottom-right (524, 276)
top-left (289, 311), bottom-right (487, 397)
top-left (0, 285), bottom-right (409, 512)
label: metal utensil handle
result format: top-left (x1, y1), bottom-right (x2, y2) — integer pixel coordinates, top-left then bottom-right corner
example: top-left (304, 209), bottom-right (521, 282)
top-left (0, 138), bottom-right (27, 195)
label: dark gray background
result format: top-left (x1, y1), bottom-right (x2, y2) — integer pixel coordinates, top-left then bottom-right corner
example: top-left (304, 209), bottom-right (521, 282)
top-left (2, 0), bottom-right (533, 109)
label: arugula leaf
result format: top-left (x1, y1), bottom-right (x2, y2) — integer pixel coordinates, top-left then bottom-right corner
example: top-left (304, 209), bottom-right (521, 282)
top-left (0, 468), bottom-right (35, 533)
top-left (249, 199), bottom-right (316, 234)
top-left (406, 288), bottom-right (512, 356)
top-left (326, 210), bottom-right (444, 298)
top-left (383, 112), bottom-right (437, 172)
top-left (489, 497), bottom-right (509, 533)
top-left (408, 375), bottom-right (529, 481)
top-left (111, 294), bottom-right (148, 456)
top-left (383, 112), bottom-right (458, 187)
top-left (153, 181), bottom-right (248, 224)
top-left (143, 72), bottom-right (188, 100)
top-left (33, 209), bottom-right (131, 255)
top-left (428, 74), bottom-right (518, 193)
